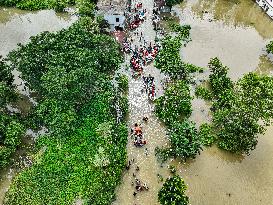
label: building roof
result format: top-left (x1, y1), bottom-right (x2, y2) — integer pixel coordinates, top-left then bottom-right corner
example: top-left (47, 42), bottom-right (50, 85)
top-left (97, 0), bottom-right (127, 14)
top-left (265, 0), bottom-right (273, 8)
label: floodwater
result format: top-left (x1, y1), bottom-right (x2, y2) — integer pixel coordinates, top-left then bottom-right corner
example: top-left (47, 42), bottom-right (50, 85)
top-left (0, 7), bottom-right (76, 204)
top-left (114, 0), bottom-right (273, 204)
top-left (176, 0), bottom-right (273, 80)
top-left (174, 0), bottom-right (273, 205)
top-left (112, 0), bottom-right (171, 204)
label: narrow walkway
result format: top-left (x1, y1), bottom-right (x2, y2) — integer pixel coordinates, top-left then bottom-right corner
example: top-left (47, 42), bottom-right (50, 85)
top-left (113, 0), bottom-right (170, 204)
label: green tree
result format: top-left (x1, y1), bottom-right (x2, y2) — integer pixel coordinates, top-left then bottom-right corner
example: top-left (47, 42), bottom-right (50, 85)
top-left (168, 120), bottom-right (202, 159)
top-left (158, 175), bottom-right (189, 205)
top-left (155, 81), bottom-right (192, 125)
top-left (266, 40), bottom-right (273, 54)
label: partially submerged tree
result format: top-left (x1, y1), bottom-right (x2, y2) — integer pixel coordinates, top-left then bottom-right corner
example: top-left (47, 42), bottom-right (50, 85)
top-left (266, 40), bottom-right (273, 54)
top-left (158, 175), bottom-right (189, 205)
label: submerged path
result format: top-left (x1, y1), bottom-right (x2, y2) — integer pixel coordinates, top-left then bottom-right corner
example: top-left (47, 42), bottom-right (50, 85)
top-left (112, 0), bottom-right (170, 204)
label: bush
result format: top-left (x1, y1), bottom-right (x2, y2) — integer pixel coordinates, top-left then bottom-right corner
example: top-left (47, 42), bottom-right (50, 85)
top-left (168, 120), bottom-right (202, 160)
top-left (195, 86), bottom-right (212, 101)
top-left (155, 81), bottom-right (192, 125)
top-left (76, 0), bottom-right (96, 17)
top-left (199, 123), bottom-right (216, 146)
top-left (158, 175), bottom-right (189, 205)
top-left (266, 40), bottom-right (273, 54)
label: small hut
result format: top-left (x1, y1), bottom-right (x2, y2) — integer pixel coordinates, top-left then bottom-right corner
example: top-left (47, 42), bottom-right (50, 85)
top-left (97, 0), bottom-right (128, 31)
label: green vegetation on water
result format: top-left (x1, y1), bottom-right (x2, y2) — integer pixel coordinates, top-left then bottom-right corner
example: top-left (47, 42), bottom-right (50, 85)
top-left (155, 80), bottom-right (192, 125)
top-left (0, 57), bottom-right (25, 169)
top-left (155, 24), bottom-right (202, 163)
top-left (0, 0), bottom-right (96, 13)
top-left (158, 175), bottom-right (189, 205)
top-left (4, 17), bottom-right (128, 205)
top-left (196, 57), bottom-right (273, 154)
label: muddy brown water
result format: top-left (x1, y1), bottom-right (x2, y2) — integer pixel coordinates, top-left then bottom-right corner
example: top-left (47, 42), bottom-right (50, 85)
top-left (0, 7), bottom-right (76, 204)
top-left (0, 0), bottom-right (273, 204)
top-left (175, 0), bottom-right (273, 205)
top-left (114, 0), bottom-right (273, 205)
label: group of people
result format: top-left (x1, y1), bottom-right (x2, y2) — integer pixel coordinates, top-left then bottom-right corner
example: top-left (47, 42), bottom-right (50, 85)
top-left (130, 43), bottom-right (159, 77)
top-left (131, 123), bottom-right (146, 147)
top-left (143, 74), bottom-right (155, 100)
top-left (129, 3), bottom-right (147, 30)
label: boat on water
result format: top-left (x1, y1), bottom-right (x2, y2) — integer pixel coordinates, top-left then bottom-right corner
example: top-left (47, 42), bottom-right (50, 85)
top-left (256, 0), bottom-right (273, 19)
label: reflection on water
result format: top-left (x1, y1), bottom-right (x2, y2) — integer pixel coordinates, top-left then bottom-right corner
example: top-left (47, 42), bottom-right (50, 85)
top-left (190, 0), bottom-right (273, 39)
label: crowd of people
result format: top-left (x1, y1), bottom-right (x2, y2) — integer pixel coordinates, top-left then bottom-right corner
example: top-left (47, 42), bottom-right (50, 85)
top-left (123, 0), bottom-right (165, 201)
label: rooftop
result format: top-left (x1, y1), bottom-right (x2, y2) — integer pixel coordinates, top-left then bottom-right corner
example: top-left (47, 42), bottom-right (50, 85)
top-left (265, 0), bottom-right (273, 8)
top-left (97, 0), bottom-right (128, 14)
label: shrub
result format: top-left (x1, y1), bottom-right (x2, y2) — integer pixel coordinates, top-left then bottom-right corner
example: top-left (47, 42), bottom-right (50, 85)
top-left (155, 81), bottom-right (192, 125)
top-left (158, 175), bottom-right (189, 205)
top-left (199, 123), bottom-right (216, 146)
top-left (195, 86), bottom-right (212, 101)
top-left (168, 120), bottom-right (202, 160)
top-left (266, 40), bottom-right (273, 54)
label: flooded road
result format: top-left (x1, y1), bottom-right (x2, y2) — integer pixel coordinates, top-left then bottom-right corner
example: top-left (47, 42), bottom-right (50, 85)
top-left (0, 7), bottom-right (76, 204)
top-left (113, 0), bottom-right (171, 204)
top-left (115, 0), bottom-right (273, 204)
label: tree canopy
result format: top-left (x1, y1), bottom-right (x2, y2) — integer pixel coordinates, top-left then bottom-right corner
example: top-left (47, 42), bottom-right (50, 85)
top-left (196, 58), bottom-right (273, 154)
top-left (5, 18), bottom-right (127, 205)
top-left (158, 175), bottom-right (189, 205)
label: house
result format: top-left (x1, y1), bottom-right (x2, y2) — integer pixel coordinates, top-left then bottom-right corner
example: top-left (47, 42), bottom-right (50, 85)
top-left (97, 0), bottom-right (128, 31)
top-left (256, 0), bottom-right (273, 19)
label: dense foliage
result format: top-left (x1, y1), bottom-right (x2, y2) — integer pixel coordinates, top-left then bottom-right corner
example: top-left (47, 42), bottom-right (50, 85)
top-left (168, 120), bottom-right (202, 159)
top-left (195, 86), bottom-right (212, 101)
top-left (155, 25), bottom-right (196, 80)
top-left (266, 40), bottom-right (273, 54)
top-left (158, 175), bottom-right (189, 205)
top-left (199, 123), bottom-right (216, 146)
top-left (5, 18), bottom-right (127, 205)
top-left (0, 57), bottom-right (25, 169)
top-left (208, 57), bottom-right (234, 109)
top-left (155, 23), bottom-right (204, 162)
top-left (196, 58), bottom-right (273, 153)
top-left (155, 81), bottom-right (192, 125)
top-left (0, 0), bottom-right (75, 11)
top-left (0, 0), bottom-right (97, 13)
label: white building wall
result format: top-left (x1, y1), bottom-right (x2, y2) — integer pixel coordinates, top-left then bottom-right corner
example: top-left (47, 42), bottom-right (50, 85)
top-left (104, 14), bottom-right (126, 31)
